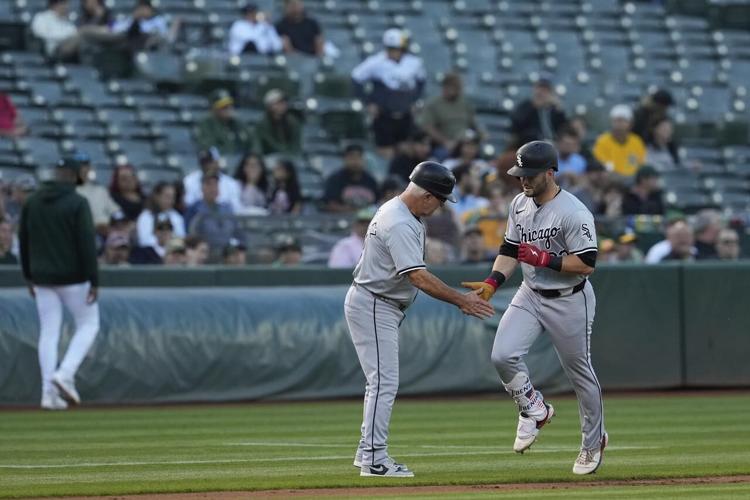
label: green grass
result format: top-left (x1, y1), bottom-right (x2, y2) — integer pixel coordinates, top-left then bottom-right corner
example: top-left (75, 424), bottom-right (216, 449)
top-left (0, 394), bottom-right (749, 498)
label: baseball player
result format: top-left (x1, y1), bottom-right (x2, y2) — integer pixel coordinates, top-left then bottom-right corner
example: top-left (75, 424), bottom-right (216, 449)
top-left (462, 141), bottom-right (607, 475)
top-left (347, 161), bottom-right (494, 477)
top-left (19, 156), bottom-right (100, 410)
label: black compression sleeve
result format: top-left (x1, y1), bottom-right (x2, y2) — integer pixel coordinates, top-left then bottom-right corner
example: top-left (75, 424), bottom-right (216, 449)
top-left (499, 241), bottom-right (519, 258)
top-left (577, 250), bottom-right (598, 268)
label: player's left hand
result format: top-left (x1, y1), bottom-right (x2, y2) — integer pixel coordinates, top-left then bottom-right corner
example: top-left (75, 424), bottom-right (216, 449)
top-left (518, 243), bottom-right (551, 267)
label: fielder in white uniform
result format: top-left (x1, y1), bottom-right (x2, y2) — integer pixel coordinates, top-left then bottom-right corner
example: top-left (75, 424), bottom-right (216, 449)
top-left (19, 156), bottom-right (100, 410)
top-left (463, 141), bottom-right (607, 475)
top-left (346, 161), bottom-right (494, 477)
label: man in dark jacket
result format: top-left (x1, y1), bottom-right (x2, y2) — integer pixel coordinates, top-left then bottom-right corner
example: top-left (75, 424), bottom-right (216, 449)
top-left (510, 78), bottom-right (567, 145)
top-left (19, 156), bottom-right (100, 410)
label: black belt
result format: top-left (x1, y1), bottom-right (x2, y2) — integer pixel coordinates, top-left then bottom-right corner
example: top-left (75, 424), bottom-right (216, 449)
top-left (531, 280), bottom-right (586, 299)
top-left (352, 282), bottom-right (408, 311)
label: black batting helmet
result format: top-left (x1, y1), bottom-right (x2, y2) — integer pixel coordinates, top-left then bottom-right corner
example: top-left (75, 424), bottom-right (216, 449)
top-left (409, 161), bottom-right (457, 202)
top-left (507, 141), bottom-right (559, 177)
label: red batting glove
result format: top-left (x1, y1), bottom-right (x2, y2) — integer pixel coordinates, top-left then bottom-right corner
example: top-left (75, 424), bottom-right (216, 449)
top-left (518, 243), bottom-right (551, 267)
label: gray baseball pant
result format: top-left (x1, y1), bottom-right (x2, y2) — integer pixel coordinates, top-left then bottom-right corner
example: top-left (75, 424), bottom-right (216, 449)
top-left (491, 281), bottom-right (605, 450)
top-left (345, 284), bottom-right (405, 466)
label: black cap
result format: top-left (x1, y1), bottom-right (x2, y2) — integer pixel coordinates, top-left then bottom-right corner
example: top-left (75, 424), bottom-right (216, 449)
top-left (223, 237), bottom-right (247, 257)
top-left (652, 89), bottom-right (674, 106)
top-left (409, 161), bottom-right (457, 203)
top-left (507, 141), bottom-right (559, 177)
top-left (198, 147), bottom-right (221, 164)
top-left (154, 212), bottom-right (173, 230)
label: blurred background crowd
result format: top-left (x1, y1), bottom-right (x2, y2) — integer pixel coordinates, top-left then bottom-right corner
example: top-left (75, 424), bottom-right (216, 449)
top-left (0, 0), bottom-right (748, 268)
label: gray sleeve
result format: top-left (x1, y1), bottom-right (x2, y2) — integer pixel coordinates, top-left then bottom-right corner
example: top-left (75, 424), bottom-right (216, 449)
top-left (564, 210), bottom-right (598, 255)
top-left (504, 201), bottom-right (521, 245)
top-left (386, 223), bottom-right (426, 275)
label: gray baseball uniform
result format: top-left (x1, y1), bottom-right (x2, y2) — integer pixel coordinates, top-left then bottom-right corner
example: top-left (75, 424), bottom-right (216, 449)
top-left (346, 196), bottom-right (425, 466)
top-left (492, 189), bottom-right (606, 451)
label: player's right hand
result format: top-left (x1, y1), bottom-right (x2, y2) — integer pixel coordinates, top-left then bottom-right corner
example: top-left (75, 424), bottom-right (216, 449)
top-left (461, 281), bottom-right (496, 301)
top-left (459, 290), bottom-right (495, 319)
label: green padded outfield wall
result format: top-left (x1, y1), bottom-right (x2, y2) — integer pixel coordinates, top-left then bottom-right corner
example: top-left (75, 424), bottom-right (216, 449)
top-left (683, 262), bottom-right (750, 386)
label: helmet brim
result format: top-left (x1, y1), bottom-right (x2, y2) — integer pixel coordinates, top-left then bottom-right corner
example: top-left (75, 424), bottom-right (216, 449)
top-left (507, 166), bottom-right (552, 177)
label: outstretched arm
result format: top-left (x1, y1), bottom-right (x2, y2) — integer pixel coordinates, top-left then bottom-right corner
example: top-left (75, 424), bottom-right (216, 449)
top-left (408, 269), bottom-right (494, 319)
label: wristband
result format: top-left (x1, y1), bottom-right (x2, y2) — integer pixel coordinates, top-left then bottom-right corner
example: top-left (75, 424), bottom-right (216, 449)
top-left (546, 256), bottom-right (563, 272)
top-left (484, 270), bottom-right (506, 289)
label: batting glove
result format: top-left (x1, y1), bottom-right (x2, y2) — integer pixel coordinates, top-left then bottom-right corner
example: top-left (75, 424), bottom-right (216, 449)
top-left (461, 281), bottom-right (497, 301)
top-left (517, 243), bottom-right (551, 267)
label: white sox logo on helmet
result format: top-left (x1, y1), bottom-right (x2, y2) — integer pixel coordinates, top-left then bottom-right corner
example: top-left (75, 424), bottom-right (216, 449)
top-left (517, 152), bottom-right (523, 167)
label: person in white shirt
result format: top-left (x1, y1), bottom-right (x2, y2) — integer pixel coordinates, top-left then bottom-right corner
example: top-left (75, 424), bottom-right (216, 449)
top-left (327, 207), bottom-right (375, 268)
top-left (136, 181), bottom-right (185, 247)
top-left (183, 147), bottom-right (243, 212)
top-left (31, 0), bottom-right (80, 59)
top-left (74, 153), bottom-right (120, 232)
top-left (228, 3), bottom-right (283, 56)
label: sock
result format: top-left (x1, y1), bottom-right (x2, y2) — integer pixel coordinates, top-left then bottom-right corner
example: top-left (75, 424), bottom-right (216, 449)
top-left (503, 372), bottom-right (547, 419)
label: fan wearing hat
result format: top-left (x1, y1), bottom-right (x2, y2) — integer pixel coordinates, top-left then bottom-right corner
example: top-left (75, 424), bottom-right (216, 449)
top-left (223, 237), bottom-right (247, 266)
top-left (254, 89), bottom-right (302, 156)
top-left (273, 234), bottom-right (302, 267)
top-left (227, 3), bottom-right (283, 56)
top-left (327, 206), bottom-right (376, 268)
top-left (101, 232), bottom-right (132, 266)
top-left (3, 174), bottom-right (37, 225)
top-left (621, 166), bottom-right (664, 215)
top-left (19, 155), bottom-right (100, 410)
top-left (351, 28), bottom-right (426, 159)
top-left (182, 147), bottom-right (243, 212)
top-left (130, 211), bottom-right (173, 265)
top-left (632, 88), bottom-right (675, 140)
top-left (592, 104), bottom-right (647, 177)
top-left (185, 172), bottom-right (237, 259)
top-left (195, 88), bottom-right (256, 155)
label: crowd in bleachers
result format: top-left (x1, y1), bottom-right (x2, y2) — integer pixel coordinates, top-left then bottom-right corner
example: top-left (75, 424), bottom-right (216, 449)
top-left (0, 0), bottom-right (748, 268)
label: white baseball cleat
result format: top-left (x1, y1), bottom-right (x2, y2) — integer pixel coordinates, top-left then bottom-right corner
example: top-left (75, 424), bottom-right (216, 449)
top-left (572, 432), bottom-right (609, 475)
top-left (52, 372), bottom-right (80, 405)
top-left (513, 402), bottom-right (555, 453)
top-left (41, 391), bottom-right (68, 410)
top-left (360, 457), bottom-right (414, 477)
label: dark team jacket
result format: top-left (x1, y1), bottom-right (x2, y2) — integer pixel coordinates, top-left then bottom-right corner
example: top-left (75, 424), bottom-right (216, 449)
top-left (19, 181), bottom-right (99, 286)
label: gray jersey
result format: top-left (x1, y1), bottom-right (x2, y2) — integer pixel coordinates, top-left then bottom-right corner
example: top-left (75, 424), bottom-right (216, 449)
top-left (353, 197), bottom-right (426, 303)
top-left (505, 189), bottom-right (597, 289)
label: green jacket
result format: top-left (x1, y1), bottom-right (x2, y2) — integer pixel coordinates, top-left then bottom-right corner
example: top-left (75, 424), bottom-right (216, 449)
top-left (195, 115), bottom-right (256, 155)
top-left (255, 112), bottom-right (302, 156)
top-left (19, 181), bottom-right (99, 287)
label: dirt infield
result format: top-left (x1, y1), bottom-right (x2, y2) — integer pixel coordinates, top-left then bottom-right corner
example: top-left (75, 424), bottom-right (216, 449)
top-left (64, 475), bottom-right (750, 499)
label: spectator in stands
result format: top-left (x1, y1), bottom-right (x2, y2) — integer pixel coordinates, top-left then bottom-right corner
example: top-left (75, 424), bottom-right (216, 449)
top-left (0, 93), bottom-right (28, 138)
top-left (569, 163), bottom-right (610, 215)
top-left (716, 228), bottom-right (741, 261)
top-left (111, 0), bottom-right (179, 52)
top-left (163, 238), bottom-right (187, 266)
top-left (645, 116), bottom-right (679, 171)
top-left (233, 153), bottom-right (269, 213)
top-left (451, 164), bottom-right (489, 221)
top-left (183, 148), bottom-right (242, 212)
top-left (659, 220), bottom-right (696, 262)
top-left (185, 235), bottom-right (209, 267)
top-left (556, 127), bottom-right (587, 178)
top-left (0, 218), bottom-right (18, 265)
top-left (136, 181), bottom-right (186, 247)
top-left (100, 233), bottom-right (131, 266)
top-left (419, 73), bottom-right (482, 160)
top-left (633, 88), bottom-right (674, 141)
top-left (228, 3), bottom-right (283, 56)
top-left (645, 213), bottom-right (688, 264)
top-left (693, 209), bottom-right (723, 260)
top-left (255, 89), bottom-right (302, 156)
top-left (510, 78), bottom-right (566, 145)
top-left (352, 28), bottom-right (426, 159)
top-left (75, 153), bottom-right (120, 234)
top-left (423, 204), bottom-right (461, 251)
top-left (31, 0), bottom-right (80, 60)
top-left (388, 130), bottom-right (433, 184)
top-left (379, 176), bottom-right (405, 204)
top-left (131, 212), bottom-right (173, 264)
top-left (611, 231), bottom-right (644, 263)
top-left (461, 225), bottom-right (492, 264)
top-left (4, 175), bottom-right (36, 226)
top-left (80, 0), bottom-right (112, 28)
top-left (109, 164), bottom-right (144, 221)
top-left (621, 166), bottom-right (664, 215)
top-left (322, 144), bottom-right (379, 213)
top-left (593, 104), bottom-right (646, 177)
top-left (275, 0), bottom-right (323, 57)
top-left (223, 238), bottom-right (248, 266)
top-left (568, 115), bottom-right (595, 163)
top-left (425, 237), bottom-right (452, 265)
top-left (196, 89), bottom-right (256, 156)
top-left (267, 159), bottom-right (302, 214)
top-left (273, 234), bottom-right (302, 266)
top-left (186, 173), bottom-right (236, 256)
top-left (443, 129), bottom-right (491, 175)
top-left (108, 210), bottom-right (133, 240)
top-left (327, 206), bottom-right (375, 268)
